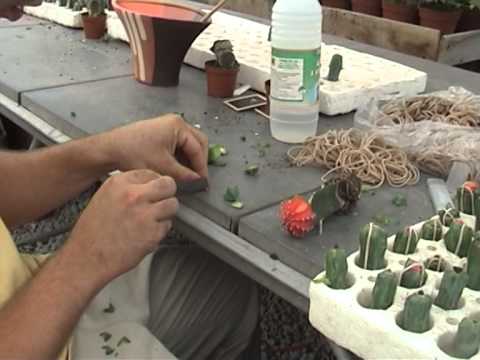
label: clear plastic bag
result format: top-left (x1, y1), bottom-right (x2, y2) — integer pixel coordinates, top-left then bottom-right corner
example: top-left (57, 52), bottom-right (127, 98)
top-left (353, 87), bottom-right (480, 178)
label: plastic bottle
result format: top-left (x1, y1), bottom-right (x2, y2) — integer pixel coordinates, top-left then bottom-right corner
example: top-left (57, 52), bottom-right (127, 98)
top-left (270, 0), bottom-right (322, 143)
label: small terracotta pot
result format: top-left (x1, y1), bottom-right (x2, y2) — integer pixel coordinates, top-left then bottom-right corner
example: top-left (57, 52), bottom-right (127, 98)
top-left (82, 14), bottom-right (106, 39)
top-left (457, 8), bottom-right (480, 32)
top-left (419, 7), bottom-right (462, 34)
top-left (382, 1), bottom-right (418, 24)
top-left (351, 0), bottom-right (382, 16)
top-left (205, 60), bottom-right (239, 98)
top-left (321, 0), bottom-right (350, 10)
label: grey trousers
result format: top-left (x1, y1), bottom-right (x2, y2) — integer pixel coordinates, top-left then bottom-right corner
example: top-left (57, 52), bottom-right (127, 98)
top-left (148, 243), bottom-right (259, 360)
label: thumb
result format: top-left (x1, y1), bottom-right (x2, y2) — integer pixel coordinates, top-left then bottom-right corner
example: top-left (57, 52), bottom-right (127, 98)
top-left (166, 156), bottom-right (201, 182)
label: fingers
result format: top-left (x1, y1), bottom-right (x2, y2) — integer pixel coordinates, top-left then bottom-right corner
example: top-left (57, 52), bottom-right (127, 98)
top-left (121, 169), bottom-right (161, 185)
top-left (151, 198), bottom-right (179, 221)
top-left (141, 176), bottom-right (177, 202)
top-left (177, 128), bottom-right (208, 180)
top-left (190, 127), bottom-right (209, 177)
top-left (165, 156), bottom-right (203, 182)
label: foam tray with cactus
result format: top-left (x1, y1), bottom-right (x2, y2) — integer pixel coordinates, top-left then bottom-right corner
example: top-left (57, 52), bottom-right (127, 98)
top-left (309, 182), bottom-right (480, 359)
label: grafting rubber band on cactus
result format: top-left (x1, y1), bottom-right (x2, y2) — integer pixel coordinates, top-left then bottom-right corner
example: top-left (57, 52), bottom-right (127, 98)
top-left (393, 227), bottom-right (419, 255)
top-left (420, 219), bottom-right (443, 241)
top-left (400, 259), bottom-right (427, 289)
top-left (357, 223), bottom-right (387, 270)
top-left (457, 182), bottom-right (479, 216)
top-left (438, 208), bottom-right (460, 227)
top-left (445, 221), bottom-right (474, 258)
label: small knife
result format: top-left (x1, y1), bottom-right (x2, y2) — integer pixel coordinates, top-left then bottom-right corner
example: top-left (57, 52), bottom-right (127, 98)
top-left (176, 178), bottom-right (209, 195)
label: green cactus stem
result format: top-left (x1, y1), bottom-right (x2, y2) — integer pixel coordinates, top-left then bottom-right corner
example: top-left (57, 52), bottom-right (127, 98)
top-left (425, 255), bottom-right (447, 272)
top-left (467, 233), bottom-right (480, 290)
top-left (400, 259), bottom-right (427, 289)
top-left (327, 54), bottom-right (343, 82)
top-left (434, 267), bottom-right (468, 310)
top-left (210, 40), bottom-right (239, 70)
top-left (438, 208), bottom-right (460, 227)
top-left (392, 227), bottom-right (419, 255)
top-left (451, 318), bottom-right (480, 359)
top-left (444, 221), bottom-right (474, 258)
top-left (325, 246), bottom-right (349, 289)
top-left (59, 0), bottom-right (67, 6)
top-left (371, 270), bottom-right (397, 310)
top-left (357, 223), bottom-right (387, 270)
top-left (420, 219), bottom-right (443, 241)
top-left (457, 184), bottom-right (479, 216)
top-left (400, 291), bottom-right (433, 333)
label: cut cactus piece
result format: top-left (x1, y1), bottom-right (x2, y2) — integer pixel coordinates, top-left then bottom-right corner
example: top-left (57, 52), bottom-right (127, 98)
top-left (457, 182), bottom-right (479, 216)
top-left (327, 54), bottom-right (343, 82)
top-left (357, 223), bottom-right (387, 270)
top-left (400, 259), bottom-right (427, 289)
top-left (325, 247), bottom-right (349, 290)
top-left (444, 221), bottom-right (474, 258)
top-left (438, 208), bottom-right (460, 227)
top-left (392, 227), bottom-right (419, 255)
top-left (467, 233), bottom-right (480, 291)
top-left (371, 270), bottom-right (397, 310)
top-left (420, 219), bottom-right (443, 241)
top-left (400, 291), bottom-right (433, 334)
top-left (451, 318), bottom-right (480, 359)
top-left (434, 267), bottom-right (468, 310)
top-left (279, 195), bottom-right (316, 238)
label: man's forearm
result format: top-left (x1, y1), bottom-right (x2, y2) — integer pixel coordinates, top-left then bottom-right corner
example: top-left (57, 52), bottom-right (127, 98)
top-left (0, 135), bottom-right (116, 227)
top-left (0, 240), bottom-right (108, 360)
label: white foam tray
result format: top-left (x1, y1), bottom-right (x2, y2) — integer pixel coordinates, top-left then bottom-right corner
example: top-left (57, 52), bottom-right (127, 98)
top-left (106, 10), bottom-right (427, 116)
top-left (309, 213), bottom-right (479, 360)
top-left (24, 2), bottom-right (83, 28)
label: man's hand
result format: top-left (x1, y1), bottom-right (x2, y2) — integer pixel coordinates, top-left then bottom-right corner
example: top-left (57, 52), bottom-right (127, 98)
top-left (66, 170), bottom-right (178, 282)
top-left (104, 114), bottom-right (209, 182)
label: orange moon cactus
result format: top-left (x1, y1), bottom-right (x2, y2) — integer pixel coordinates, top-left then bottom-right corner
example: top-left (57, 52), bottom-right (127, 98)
top-left (279, 195), bottom-right (316, 238)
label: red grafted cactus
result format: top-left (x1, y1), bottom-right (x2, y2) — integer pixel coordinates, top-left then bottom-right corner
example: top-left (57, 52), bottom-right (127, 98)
top-left (280, 195), bottom-right (316, 238)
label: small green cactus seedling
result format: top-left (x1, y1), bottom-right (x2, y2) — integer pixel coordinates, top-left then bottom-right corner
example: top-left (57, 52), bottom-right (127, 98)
top-left (357, 223), bottom-right (387, 270)
top-left (371, 270), bottom-right (397, 310)
top-left (467, 233), bottom-right (480, 290)
top-left (86, 0), bottom-right (106, 16)
top-left (327, 54), bottom-right (343, 82)
top-left (210, 40), bottom-right (239, 70)
top-left (451, 318), bottom-right (480, 359)
top-left (444, 221), bottom-right (474, 258)
top-left (420, 218), bottom-right (443, 241)
top-left (435, 267), bottom-right (468, 310)
top-left (400, 259), bottom-right (427, 289)
top-left (438, 207), bottom-right (460, 227)
top-left (324, 246), bottom-right (349, 290)
top-left (400, 291), bottom-right (433, 334)
top-left (392, 227), bottom-right (418, 255)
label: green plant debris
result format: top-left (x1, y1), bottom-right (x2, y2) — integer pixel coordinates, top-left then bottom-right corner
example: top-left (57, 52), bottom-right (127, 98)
top-left (103, 302), bottom-right (115, 314)
top-left (224, 186), bottom-right (243, 209)
top-left (372, 213), bottom-right (392, 226)
top-left (392, 194), bottom-right (407, 207)
top-left (312, 275), bottom-right (330, 286)
top-left (208, 144), bottom-right (227, 165)
top-left (254, 142), bottom-right (270, 158)
top-left (99, 331), bottom-right (112, 342)
top-left (117, 336), bottom-right (131, 347)
top-left (102, 345), bottom-right (115, 356)
top-left (70, 111), bottom-right (76, 118)
top-left (245, 164), bottom-right (259, 176)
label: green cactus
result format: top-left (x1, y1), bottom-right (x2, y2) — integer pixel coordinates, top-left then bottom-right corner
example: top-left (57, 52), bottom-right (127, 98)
top-left (444, 221), bottom-right (474, 258)
top-left (325, 247), bottom-right (349, 289)
top-left (438, 208), bottom-right (460, 227)
top-left (327, 54), bottom-right (343, 82)
top-left (59, 0), bottom-right (67, 6)
top-left (392, 227), bottom-right (419, 255)
top-left (467, 233), bottom-right (480, 290)
top-left (450, 318), bottom-right (480, 359)
top-left (210, 40), bottom-right (239, 70)
top-left (371, 270), bottom-right (397, 310)
top-left (86, 0), bottom-right (105, 16)
top-left (457, 185), bottom-right (478, 216)
top-left (357, 223), bottom-right (387, 270)
top-left (425, 255), bottom-right (447, 272)
top-left (434, 267), bottom-right (468, 310)
top-left (400, 259), bottom-right (427, 289)
top-left (399, 291), bottom-right (433, 334)
top-left (420, 218), bottom-right (443, 241)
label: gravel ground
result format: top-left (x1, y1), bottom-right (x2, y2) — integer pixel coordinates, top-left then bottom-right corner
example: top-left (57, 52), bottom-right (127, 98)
top-left (12, 188), bottom-right (337, 360)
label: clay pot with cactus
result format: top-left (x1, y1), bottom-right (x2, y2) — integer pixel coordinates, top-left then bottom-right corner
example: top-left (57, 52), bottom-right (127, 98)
top-left (383, 0), bottom-right (419, 23)
top-left (205, 40), bottom-right (240, 98)
top-left (78, 0), bottom-right (107, 39)
top-left (418, 0), bottom-right (463, 34)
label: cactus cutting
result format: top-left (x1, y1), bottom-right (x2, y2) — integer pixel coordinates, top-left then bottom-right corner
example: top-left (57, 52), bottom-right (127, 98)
top-left (323, 246), bottom-right (349, 289)
top-left (400, 259), bottom-right (427, 289)
top-left (399, 291), bottom-right (433, 334)
top-left (420, 218), bottom-right (443, 241)
top-left (457, 181), bottom-right (479, 216)
top-left (438, 208), bottom-right (460, 227)
top-left (279, 195), bottom-right (316, 238)
top-left (357, 223), bottom-right (387, 270)
top-left (449, 318), bottom-right (480, 359)
top-left (444, 221), bottom-right (474, 258)
top-left (371, 270), bottom-right (397, 310)
top-left (392, 227), bottom-right (419, 255)
top-left (467, 233), bottom-right (480, 291)
top-left (434, 267), bottom-right (468, 310)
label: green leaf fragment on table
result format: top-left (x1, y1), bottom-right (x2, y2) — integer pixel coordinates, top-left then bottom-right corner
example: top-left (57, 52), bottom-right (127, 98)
top-left (102, 345), bottom-right (115, 356)
top-left (99, 331), bottom-right (112, 342)
top-left (392, 194), bottom-right (407, 207)
top-left (117, 336), bottom-right (131, 347)
top-left (103, 302), bottom-right (115, 313)
top-left (208, 144), bottom-right (225, 164)
top-left (224, 186), bottom-right (240, 203)
top-left (231, 201), bottom-right (244, 209)
top-left (245, 164), bottom-right (259, 176)
top-left (372, 214), bottom-right (391, 226)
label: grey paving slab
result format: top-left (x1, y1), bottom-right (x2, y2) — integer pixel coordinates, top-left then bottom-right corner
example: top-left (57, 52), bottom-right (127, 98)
top-left (0, 23), bottom-right (131, 102)
top-left (22, 67), bottom-right (338, 230)
top-left (239, 178), bottom-right (435, 279)
top-left (0, 15), bottom-right (45, 27)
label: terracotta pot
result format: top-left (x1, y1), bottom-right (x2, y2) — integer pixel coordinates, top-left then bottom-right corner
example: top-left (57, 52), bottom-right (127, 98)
top-left (351, 0), bottom-right (382, 16)
top-left (321, 0), bottom-right (350, 10)
top-left (382, 1), bottom-right (418, 24)
top-left (457, 8), bottom-right (480, 32)
top-left (82, 14), bottom-right (106, 39)
top-left (113, 0), bottom-right (210, 87)
top-left (205, 60), bottom-right (239, 98)
top-left (419, 7), bottom-right (462, 34)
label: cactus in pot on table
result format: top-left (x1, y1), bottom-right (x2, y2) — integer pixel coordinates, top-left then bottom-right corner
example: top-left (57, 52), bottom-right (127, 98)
top-left (418, 0), bottom-right (463, 34)
top-left (80, 0), bottom-right (106, 40)
top-left (382, 0), bottom-right (419, 24)
top-left (205, 40), bottom-right (240, 98)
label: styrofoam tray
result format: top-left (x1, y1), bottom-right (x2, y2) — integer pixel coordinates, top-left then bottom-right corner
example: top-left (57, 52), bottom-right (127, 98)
top-left (309, 213), bottom-right (479, 360)
top-left (106, 10), bottom-right (427, 116)
top-left (24, 2), bottom-right (83, 28)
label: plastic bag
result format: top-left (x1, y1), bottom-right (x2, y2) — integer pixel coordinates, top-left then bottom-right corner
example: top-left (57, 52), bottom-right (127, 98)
top-left (354, 87), bottom-right (480, 178)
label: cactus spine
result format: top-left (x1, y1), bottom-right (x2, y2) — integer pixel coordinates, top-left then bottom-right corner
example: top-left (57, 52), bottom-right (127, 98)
top-left (358, 223), bottom-right (387, 270)
top-left (400, 291), bottom-right (433, 333)
top-left (392, 227), bottom-right (418, 255)
top-left (371, 270), bottom-right (397, 310)
top-left (467, 233), bottom-right (480, 290)
top-left (420, 219), bottom-right (443, 241)
top-left (434, 267), bottom-right (468, 310)
top-left (325, 247), bottom-right (349, 289)
top-left (444, 221), bottom-right (474, 258)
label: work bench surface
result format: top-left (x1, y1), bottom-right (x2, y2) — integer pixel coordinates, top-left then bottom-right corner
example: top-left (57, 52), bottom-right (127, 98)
top-left (3, 15), bottom-right (480, 280)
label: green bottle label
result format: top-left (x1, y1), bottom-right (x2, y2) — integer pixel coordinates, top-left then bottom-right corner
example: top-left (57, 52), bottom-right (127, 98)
top-left (271, 47), bottom-right (320, 105)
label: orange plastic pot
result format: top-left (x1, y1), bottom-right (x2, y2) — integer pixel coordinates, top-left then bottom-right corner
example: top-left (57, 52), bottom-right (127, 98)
top-left (205, 60), bottom-right (239, 98)
top-left (419, 7), bottom-right (462, 34)
top-left (82, 14), bottom-right (106, 39)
